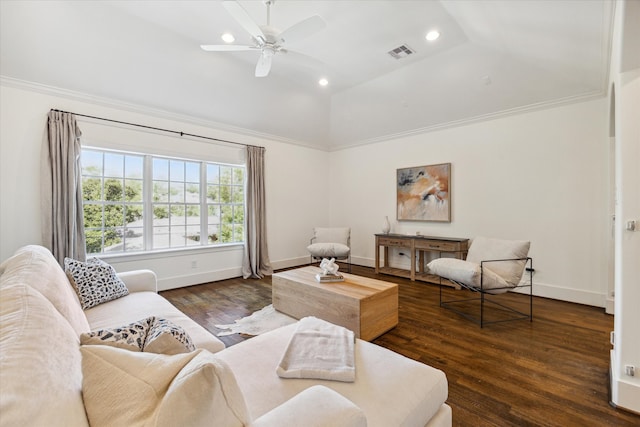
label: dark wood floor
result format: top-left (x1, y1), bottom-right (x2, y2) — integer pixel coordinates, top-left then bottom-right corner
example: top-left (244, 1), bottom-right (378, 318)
top-left (161, 264), bottom-right (640, 427)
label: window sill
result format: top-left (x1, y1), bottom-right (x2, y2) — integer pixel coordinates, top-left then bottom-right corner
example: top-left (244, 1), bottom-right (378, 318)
top-left (94, 243), bottom-right (244, 263)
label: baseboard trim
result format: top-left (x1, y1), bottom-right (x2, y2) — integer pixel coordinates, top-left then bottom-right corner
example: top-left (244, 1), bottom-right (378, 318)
top-left (605, 297), bottom-right (615, 314)
top-left (158, 267), bottom-right (242, 291)
top-left (156, 255), bottom-right (608, 309)
top-left (610, 350), bottom-right (640, 415)
top-left (271, 256), bottom-right (311, 271)
top-left (351, 256), bottom-right (375, 268)
top-left (510, 281), bottom-right (606, 308)
top-left (354, 256), bottom-right (607, 308)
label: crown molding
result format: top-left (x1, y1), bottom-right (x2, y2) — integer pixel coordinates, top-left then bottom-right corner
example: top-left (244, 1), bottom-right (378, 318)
top-left (0, 76), bottom-right (326, 151)
top-left (330, 89), bottom-right (607, 151)
top-left (2, 75), bottom-right (607, 153)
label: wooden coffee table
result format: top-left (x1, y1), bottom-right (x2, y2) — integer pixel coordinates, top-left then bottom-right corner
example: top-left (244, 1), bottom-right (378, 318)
top-left (272, 266), bottom-right (398, 341)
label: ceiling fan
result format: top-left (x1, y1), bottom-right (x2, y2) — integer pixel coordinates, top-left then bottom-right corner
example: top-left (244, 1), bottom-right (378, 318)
top-left (201, 0), bottom-right (326, 77)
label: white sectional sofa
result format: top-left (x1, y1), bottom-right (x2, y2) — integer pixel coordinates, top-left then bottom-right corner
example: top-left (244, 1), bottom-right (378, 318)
top-left (0, 245), bottom-right (451, 426)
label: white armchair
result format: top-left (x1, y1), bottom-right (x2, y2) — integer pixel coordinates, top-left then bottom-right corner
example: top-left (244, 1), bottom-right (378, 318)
top-left (427, 236), bottom-right (533, 327)
top-left (307, 227), bottom-right (351, 272)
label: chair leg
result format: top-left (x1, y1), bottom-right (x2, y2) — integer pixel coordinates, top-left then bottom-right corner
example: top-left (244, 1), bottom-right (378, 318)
top-left (528, 258), bottom-right (533, 322)
top-left (480, 290), bottom-right (485, 328)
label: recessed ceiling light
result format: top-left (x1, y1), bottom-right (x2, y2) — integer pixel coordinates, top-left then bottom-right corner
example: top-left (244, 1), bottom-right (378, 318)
top-left (221, 33), bottom-right (235, 43)
top-left (318, 78), bottom-right (329, 87)
top-left (426, 30), bottom-right (440, 41)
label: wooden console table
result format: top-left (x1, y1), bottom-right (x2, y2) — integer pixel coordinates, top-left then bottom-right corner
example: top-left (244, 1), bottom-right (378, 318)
top-left (375, 234), bottom-right (469, 287)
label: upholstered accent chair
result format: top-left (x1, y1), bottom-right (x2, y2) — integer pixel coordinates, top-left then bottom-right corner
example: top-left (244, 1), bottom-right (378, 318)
top-left (307, 227), bottom-right (351, 273)
top-left (427, 236), bottom-right (533, 327)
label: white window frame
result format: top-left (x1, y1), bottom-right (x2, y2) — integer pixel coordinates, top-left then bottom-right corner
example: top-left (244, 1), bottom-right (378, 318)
top-left (81, 147), bottom-right (245, 256)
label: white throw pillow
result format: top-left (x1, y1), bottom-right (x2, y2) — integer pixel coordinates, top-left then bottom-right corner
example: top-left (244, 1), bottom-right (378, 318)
top-left (64, 257), bottom-right (129, 310)
top-left (81, 346), bottom-right (250, 427)
top-left (307, 243), bottom-right (350, 258)
top-left (466, 237), bottom-right (530, 286)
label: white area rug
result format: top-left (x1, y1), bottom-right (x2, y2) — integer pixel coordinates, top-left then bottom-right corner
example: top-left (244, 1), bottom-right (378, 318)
top-left (215, 304), bottom-right (297, 336)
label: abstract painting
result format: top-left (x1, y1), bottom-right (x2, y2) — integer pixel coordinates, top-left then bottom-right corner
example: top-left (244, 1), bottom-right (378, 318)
top-left (397, 163), bottom-right (451, 222)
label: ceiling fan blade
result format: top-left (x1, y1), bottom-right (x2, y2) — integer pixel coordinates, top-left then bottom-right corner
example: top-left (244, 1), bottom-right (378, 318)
top-left (278, 15), bottom-right (325, 44)
top-left (280, 49), bottom-right (326, 70)
top-left (200, 44), bottom-right (256, 52)
top-left (255, 53), bottom-right (273, 77)
top-left (222, 1), bottom-right (265, 42)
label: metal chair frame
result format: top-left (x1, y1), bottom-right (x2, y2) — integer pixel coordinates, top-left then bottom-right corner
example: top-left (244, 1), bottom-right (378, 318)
top-left (439, 257), bottom-right (533, 328)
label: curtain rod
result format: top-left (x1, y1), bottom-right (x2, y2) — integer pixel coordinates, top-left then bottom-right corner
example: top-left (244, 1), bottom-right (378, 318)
top-left (50, 109), bottom-right (262, 149)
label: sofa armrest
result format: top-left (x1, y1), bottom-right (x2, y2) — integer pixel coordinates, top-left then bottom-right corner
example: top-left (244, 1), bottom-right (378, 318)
top-left (250, 385), bottom-right (366, 427)
top-left (116, 270), bottom-right (157, 293)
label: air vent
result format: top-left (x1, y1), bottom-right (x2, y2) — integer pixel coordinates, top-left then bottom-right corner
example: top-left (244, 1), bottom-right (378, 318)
top-left (387, 44), bottom-right (415, 60)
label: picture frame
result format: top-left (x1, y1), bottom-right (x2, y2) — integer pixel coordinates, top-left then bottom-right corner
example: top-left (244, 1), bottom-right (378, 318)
top-left (396, 163), bottom-right (451, 222)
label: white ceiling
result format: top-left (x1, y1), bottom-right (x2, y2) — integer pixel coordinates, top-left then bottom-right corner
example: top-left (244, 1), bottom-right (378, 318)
top-left (0, 1), bottom-right (614, 150)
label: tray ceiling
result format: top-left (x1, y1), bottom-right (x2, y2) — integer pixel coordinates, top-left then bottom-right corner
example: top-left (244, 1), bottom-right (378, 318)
top-left (0, 1), bottom-right (614, 150)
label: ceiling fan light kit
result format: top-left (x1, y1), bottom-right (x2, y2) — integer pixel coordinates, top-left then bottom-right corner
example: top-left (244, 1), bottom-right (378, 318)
top-left (221, 33), bottom-right (235, 43)
top-left (200, 0), bottom-right (326, 78)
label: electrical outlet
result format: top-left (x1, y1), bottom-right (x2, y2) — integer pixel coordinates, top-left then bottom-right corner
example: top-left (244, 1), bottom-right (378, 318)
top-left (191, 260), bottom-right (198, 269)
top-left (625, 365), bottom-right (635, 377)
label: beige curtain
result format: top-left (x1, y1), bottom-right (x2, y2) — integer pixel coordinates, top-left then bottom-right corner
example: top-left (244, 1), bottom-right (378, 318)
top-left (41, 110), bottom-right (86, 264)
top-left (242, 146), bottom-right (273, 279)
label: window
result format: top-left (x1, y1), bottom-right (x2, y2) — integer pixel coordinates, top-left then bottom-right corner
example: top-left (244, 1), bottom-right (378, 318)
top-left (81, 148), bottom-right (244, 255)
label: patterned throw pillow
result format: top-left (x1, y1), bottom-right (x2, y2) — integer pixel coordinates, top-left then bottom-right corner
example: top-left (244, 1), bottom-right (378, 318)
top-left (80, 318), bottom-right (151, 351)
top-left (64, 257), bottom-right (129, 310)
top-left (145, 317), bottom-right (196, 355)
top-left (81, 316), bottom-right (195, 355)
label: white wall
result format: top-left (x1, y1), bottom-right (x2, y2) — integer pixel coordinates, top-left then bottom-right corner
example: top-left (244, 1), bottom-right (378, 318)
top-left (330, 98), bottom-right (611, 307)
top-left (609, 0), bottom-right (640, 413)
top-left (1, 80), bottom-right (613, 307)
top-left (0, 82), bottom-right (329, 290)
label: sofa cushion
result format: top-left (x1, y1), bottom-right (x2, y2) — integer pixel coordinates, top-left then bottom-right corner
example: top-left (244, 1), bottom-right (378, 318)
top-left (427, 257), bottom-right (511, 292)
top-left (81, 346), bottom-right (249, 427)
top-left (84, 291), bottom-right (226, 354)
top-left (65, 257), bottom-right (129, 309)
top-left (307, 243), bottom-right (350, 258)
top-left (251, 385), bottom-right (366, 427)
top-left (0, 283), bottom-right (89, 427)
top-left (216, 323), bottom-right (448, 427)
top-left (466, 237), bottom-right (530, 286)
top-left (0, 245), bottom-right (90, 335)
